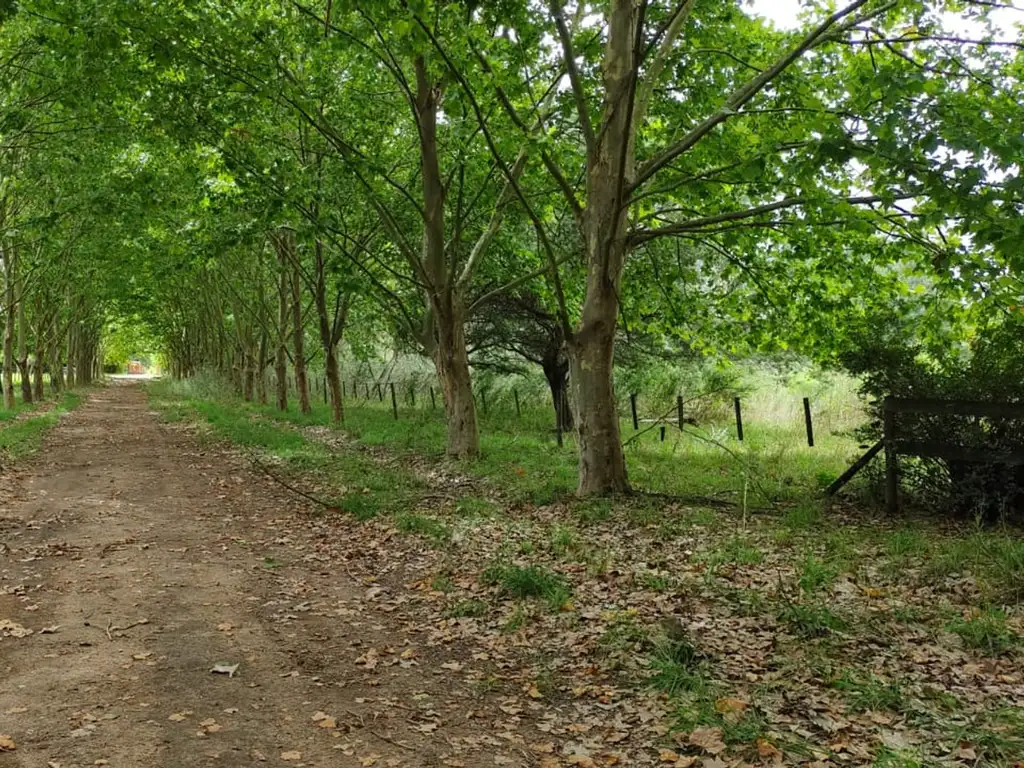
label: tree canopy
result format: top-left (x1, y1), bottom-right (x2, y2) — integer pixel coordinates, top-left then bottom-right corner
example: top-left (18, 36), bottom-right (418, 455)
top-left (0, 0), bottom-right (1021, 493)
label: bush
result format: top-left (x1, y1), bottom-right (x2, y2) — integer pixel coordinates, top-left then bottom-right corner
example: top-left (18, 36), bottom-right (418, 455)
top-left (843, 315), bottom-right (1024, 520)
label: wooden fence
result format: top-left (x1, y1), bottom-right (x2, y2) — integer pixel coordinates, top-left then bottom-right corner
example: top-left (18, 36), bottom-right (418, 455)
top-left (827, 396), bottom-right (1024, 512)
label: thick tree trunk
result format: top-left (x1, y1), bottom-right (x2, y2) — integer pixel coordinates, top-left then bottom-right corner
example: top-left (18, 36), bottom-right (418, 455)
top-left (48, 342), bottom-right (63, 393)
top-left (17, 299), bottom-right (31, 404)
top-left (2, 307), bottom-right (13, 409)
top-left (312, 239), bottom-right (345, 424)
top-left (257, 330), bottom-right (268, 405)
top-left (290, 255), bottom-right (311, 415)
top-left (275, 253), bottom-right (289, 412)
top-left (568, 288), bottom-right (629, 495)
top-left (325, 344), bottom-right (343, 424)
top-left (433, 311), bottom-right (479, 457)
top-left (242, 348), bottom-right (254, 402)
top-left (566, 0), bottom-right (635, 496)
top-left (32, 353), bottom-right (44, 401)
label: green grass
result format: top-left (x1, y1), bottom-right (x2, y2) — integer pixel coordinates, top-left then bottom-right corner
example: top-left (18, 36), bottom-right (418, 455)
top-left (927, 533), bottom-right (1024, 602)
top-left (946, 608), bottom-right (1021, 655)
top-left (395, 512), bottom-right (451, 542)
top-left (0, 391), bottom-right (82, 459)
top-left (444, 598), bottom-right (489, 619)
top-left (699, 535), bottom-right (764, 570)
top-left (480, 563), bottom-right (571, 611)
top-left (798, 553), bottom-right (839, 594)
top-left (832, 671), bottom-right (908, 713)
top-left (169, 375), bottom-right (858, 507)
top-left (778, 600), bottom-right (846, 637)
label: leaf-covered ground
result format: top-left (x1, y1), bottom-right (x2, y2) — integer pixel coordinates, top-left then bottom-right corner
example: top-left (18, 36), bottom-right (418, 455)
top-left (143, 383), bottom-right (1024, 768)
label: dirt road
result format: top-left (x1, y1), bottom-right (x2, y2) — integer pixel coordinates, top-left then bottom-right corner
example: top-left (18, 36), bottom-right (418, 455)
top-left (0, 384), bottom-right (525, 768)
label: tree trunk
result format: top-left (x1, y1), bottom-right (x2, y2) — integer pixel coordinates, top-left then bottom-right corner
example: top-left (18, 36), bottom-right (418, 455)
top-left (325, 344), bottom-right (343, 424)
top-left (290, 250), bottom-right (311, 415)
top-left (257, 329), bottom-right (268, 405)
top-left (568, 289), bottom-right (629, 495)
top-left (2, 250), bottom-right (14, 409)
top-left (312, 239), bottom-right (345, 423)
top-left (242, 347), bottom-right (254, 402)
top-left (567, 0), bottom-right (635, 495)
top-left (32, 353), bottom-right (44, 401)
top-left (542, 354), bottom-right (573, 434)
top-left (275, 248), bottom-right (289, 412)
top-left (48, 338), bottom-right (63, 393)
top-left (2, 305), bottom-right (14, 409)
top-left (17, 298), bottom-right (31, 404)
top-left (433, 310), bottom-right (479, 457)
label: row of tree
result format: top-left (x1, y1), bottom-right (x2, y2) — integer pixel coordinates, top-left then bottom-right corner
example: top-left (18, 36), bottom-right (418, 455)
top-left (0, 0), bottom-right (1021, 494)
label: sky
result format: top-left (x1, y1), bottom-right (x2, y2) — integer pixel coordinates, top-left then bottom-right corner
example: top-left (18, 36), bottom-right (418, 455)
top-left (748, 0), bottom-right (1023, 34)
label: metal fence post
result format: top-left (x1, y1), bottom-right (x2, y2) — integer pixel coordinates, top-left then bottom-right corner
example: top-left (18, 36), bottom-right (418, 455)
top-left (803, 397), bottom-right (815, 447)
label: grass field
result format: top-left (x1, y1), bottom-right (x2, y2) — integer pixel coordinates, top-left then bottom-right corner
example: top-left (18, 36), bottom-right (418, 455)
top-left (146, 375), bottom-right (1024, 767)
top-left (154, 371), bottom-right (865, 508)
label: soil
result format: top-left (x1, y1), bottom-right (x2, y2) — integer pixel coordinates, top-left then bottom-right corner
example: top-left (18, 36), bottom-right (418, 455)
top-left (0, 383), bottom-right (528, 768)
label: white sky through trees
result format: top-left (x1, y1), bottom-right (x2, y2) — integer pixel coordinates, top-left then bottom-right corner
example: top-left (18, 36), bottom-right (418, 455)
top-left (748, 0), bottom-right (1023, 33)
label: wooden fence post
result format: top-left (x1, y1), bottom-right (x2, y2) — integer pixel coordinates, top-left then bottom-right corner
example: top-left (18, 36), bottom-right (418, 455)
top-left (410, 384), bottom-right (415, 407)
top-left (390, 382), bottom-right (398, 420)
top-left (803, 397), bottom-right (814, 447)
top-left (514, 389), bottom-right (521, 417)
top-left (429, 386), bottom-right (436, 410)
top-left (884, 398), bottom-right (898, 514)
top-left (660, 425), bottom-right (666, 442)
top-left (630, 393), bottom-right (639, 431)
top-left (677, 394), bottom-right (684, 431)
top-left (734, 397), bottom-right (744, 441)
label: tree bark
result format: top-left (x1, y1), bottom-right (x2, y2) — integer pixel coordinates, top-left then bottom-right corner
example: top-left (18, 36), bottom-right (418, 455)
top-left (17, 297), bottom-right (31, 404)
top-left (568, 307), bottom-right (628, 495)
top-left (433, 305), bottom-right (479, 457)
top-left (257, 329), bottom-right (268, 405)
top-left (275, 243), bottom-right (289, 412)
top-left (566, 0), bottom-right (635, 495)
top-left (2, 305), bottom-right (13, 409)
top-left (289, 243), bottom-right (311, 415)
top-left (542, 352), bottom-right (573, 434)
top-left (242, 347), bottom-right (254, 402)
top-left (311, 239), bottom-right (346, 423)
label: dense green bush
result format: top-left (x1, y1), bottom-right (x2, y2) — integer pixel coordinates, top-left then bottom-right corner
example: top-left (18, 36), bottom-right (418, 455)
top-left (843, 316), bottom-right (1024, 520)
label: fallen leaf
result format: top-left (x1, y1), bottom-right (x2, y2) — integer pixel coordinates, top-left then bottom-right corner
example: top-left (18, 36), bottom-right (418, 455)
top-left (0, 735), bottom-right (15, 751)
top-left (689, 726), bottom-right (726, 754)
top-left (281, 750), bottom-right (302, 761)
top-left (210, 662), bottom-right (239, 677)
top-left (757, 738), bottom-right (783, 760)
top-left (169, 713), bottom-right (188, 722)
top-left (658, 749), bottom-right (681, 762)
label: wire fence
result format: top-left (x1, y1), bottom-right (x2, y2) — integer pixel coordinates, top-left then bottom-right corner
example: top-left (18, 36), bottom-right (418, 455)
top-left (286, 373), bottom-right (838, 451)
